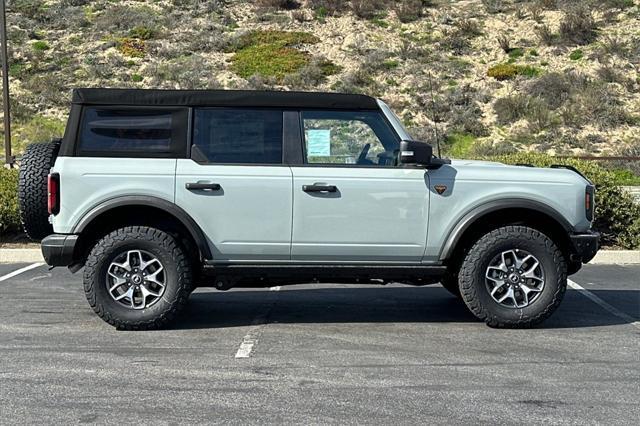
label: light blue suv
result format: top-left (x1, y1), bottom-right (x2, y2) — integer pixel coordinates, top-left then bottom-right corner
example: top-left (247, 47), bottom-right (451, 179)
top-left (19, 89), bottom-right (599, 329)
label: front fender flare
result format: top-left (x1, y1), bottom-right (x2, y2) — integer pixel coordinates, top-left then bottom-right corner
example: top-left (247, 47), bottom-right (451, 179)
top-left (438, 198), bottom-right (574, 261)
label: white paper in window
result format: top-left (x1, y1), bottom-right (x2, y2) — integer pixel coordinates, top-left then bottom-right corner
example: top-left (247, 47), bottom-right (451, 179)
top-left (307, 129), bottom-right (331, 156)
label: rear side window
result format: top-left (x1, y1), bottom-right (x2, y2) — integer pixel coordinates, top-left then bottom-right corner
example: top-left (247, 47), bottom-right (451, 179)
top-left (192, 108), bottom-right (283, 164)
top-left (77, 108), bottom-right (188, 157)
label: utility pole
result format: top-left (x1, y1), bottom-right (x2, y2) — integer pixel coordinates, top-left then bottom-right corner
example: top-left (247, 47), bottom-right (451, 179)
top-left (0, 0), bottom-right (13, 168)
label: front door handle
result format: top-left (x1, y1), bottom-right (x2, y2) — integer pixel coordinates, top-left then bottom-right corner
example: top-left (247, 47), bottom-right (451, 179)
top-left (303, 184), bottom-right (338, 193)
top-left (186, 182), bottom-right (222, 191)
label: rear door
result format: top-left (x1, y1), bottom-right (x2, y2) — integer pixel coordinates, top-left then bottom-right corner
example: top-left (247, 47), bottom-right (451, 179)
top-left (175, 108), bottom-right (293, 262)
top-left (290, 110), bottom-right (430, 262)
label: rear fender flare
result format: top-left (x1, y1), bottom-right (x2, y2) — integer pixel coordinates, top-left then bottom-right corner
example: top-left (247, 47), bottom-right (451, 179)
top-left (72, 195), bottom-right (212, 260)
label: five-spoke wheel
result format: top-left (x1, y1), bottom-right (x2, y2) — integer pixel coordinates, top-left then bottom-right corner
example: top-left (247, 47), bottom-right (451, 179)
top-left (485, 249), bottom-right (545, 308)
top-left (107, 250), bottom-right (166, 310)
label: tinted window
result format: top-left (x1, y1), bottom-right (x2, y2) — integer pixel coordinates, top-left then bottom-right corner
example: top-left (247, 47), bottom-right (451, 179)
top-left (78, 108), bottom-right (187, 156)
top-left (302, 111), bottom-right (399, 166)
top-left (192, 109), bottom-right (283, 164)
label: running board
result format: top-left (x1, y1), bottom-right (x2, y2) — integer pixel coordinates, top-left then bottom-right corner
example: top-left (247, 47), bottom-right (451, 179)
top-left (201, 262), bottom-right (446, 287)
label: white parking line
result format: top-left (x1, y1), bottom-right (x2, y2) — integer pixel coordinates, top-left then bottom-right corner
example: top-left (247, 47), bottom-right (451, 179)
top-left (568, 279), bottom-right (640, 330)
top-left (235, 286), bottom-right (281, 359)
top-left (0, 263), bottom-right (44, 283)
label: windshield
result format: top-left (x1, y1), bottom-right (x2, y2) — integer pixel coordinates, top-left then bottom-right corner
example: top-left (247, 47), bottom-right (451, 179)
top-left (377, 100), bottom-right (412, 141)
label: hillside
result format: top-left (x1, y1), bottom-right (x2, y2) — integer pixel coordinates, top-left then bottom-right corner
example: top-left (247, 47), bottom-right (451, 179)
top-left (3, 0), bottom-right (639, 159)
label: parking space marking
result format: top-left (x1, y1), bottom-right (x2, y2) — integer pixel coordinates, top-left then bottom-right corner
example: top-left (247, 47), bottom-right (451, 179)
top-left (568, 279), bottom-right (640, 330)
top-left (235, 286), bottom-right (281, 359)
top-left (0, 263), bottom-right (44, 283)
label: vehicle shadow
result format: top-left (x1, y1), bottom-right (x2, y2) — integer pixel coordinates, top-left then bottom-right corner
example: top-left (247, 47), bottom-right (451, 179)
top-left (174, 286), bottom-right (639, 330)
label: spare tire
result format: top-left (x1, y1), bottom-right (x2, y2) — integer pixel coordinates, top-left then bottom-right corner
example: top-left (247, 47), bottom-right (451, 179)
top-left (18, 140), bottom-right (61, 240)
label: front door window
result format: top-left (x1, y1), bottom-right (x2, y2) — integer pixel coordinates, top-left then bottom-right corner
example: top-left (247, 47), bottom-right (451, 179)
top-left (302, 111), bottom-right (399, 167)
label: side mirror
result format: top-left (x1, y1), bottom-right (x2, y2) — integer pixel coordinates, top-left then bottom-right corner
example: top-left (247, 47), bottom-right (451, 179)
top-left (399, 140), bottom-right (433, 166)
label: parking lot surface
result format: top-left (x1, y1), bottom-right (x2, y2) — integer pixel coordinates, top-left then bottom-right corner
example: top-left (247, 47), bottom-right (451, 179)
top-left (0, 263), bottom-right (638, 424)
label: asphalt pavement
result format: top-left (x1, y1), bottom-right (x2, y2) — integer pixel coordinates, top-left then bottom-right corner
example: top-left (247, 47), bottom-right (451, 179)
top-left (0, 263), bottom-right (638, 425)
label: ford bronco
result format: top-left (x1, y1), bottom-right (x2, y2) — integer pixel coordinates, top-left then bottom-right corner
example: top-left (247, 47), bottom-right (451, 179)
top-left (18, 89), bottom-right (599, 330)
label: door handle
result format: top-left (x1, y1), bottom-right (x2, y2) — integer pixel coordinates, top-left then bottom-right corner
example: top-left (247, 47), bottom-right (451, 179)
top-left (303, 184), bottom-right (338, 193)
top-left (186, 182), bottom-right (222, 191)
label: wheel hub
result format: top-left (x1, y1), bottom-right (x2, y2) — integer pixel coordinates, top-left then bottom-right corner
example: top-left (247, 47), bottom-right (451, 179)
top-left (484, 249), bottom-right (545, 309)
top-left (106, 250), bottom-right (166, 310)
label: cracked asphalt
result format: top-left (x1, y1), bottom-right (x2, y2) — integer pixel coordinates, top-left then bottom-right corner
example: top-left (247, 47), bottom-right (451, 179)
top-left (0, 263), bottom-right (638, 424)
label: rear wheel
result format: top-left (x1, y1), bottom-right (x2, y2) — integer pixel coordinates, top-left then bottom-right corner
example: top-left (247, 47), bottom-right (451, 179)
top-left (83, 226), bottom-right (192, 330)
top-left (459, 226), bottom-right (567, 328)
top-left (18, 141), bottom-right (60, 240)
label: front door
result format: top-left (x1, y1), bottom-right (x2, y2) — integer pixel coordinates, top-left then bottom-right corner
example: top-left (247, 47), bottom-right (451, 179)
top-left (291, 110), bottom-right (430, 262)
top-left (175, 108), bottom-right (292, 262)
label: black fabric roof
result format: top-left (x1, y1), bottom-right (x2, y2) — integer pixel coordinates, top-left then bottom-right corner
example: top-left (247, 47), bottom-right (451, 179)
top-left (71, 88), bottom-right (379, 110)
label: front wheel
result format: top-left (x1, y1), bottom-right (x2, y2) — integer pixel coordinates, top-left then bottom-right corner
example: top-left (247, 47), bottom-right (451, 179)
top-left (459, 226), bottom-right (567, 328)
top-left (83, 226), bottom-right (193, 330)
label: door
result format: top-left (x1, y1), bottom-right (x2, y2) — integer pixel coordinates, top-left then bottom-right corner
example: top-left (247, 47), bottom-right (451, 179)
top-left (291, 110), bottom-right (430, 262)
top-left (175, 108), bottom-right (293, 262)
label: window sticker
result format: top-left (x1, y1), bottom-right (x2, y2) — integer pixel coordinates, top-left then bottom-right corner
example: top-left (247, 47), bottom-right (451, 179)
top-left (307, 129), bottom-right (331, 156)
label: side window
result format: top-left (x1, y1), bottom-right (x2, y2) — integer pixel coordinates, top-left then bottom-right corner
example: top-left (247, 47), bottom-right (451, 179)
top-left (192, 109), bottom-right (283, 164)
top-left (302, 111), bottom-right (399, 166)
top-left (77, 108), bottom-right (187, 157)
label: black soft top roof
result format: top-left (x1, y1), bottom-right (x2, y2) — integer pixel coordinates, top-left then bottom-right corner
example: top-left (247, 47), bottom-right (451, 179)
top-left (71, 88), bottom-right (380, 110)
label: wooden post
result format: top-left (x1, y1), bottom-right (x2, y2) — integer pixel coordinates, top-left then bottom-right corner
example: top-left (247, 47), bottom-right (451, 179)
top-left (0, 0), bottom-right (13, 168)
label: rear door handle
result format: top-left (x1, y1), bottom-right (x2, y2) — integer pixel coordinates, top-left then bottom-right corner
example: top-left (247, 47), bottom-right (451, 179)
top-left (186, 182), bottom-right (222, 191)
top-left (303, 184), bottom-right (338, 193)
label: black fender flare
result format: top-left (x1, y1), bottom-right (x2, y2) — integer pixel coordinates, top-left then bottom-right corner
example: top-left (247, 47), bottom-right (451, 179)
top-left (438, 198), bottom-right (574, 261)
top-left (72, 195), bottom-right (212, 260)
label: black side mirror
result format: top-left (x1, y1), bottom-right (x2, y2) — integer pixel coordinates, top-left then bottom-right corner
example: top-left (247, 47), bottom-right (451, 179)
top-left (399, 140), bottom-right (433, 166)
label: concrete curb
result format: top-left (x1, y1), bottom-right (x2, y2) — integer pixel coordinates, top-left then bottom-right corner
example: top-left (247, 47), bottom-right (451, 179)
top-left (0, 249), bottom-right (44, 264)
top-left (588, 250), bottom-right (640, 265)
top-left (1, 248), bottom-right (639, 265)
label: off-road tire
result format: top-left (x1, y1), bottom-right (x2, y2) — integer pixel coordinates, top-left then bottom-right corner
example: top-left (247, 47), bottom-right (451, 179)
top-left (440, 269), bottom-right (461, 298)
top-left (459, 226), bottom-right (567, 328)
top-left (18, 141), bottom-right (60, 240)
top-left (83, 226), bottom-right (193, 330)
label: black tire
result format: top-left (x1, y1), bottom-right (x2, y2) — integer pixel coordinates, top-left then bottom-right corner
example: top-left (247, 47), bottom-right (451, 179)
top-left (440, 269), bottom-right (461, 298)
top-left (459, 226), bottom-right (567, 328)
top-left (83, 226), bottom-right (193, 330)
top-left (18, 141), bottom-right (60, 240)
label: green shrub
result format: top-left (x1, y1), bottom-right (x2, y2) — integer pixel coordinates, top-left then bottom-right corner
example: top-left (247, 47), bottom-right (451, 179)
top-left (508, 48), bottom-right (525, 60)
top-left (0, 168), bottom-right (20, 236)
top-left (12, 115), bottom-right (65, 155)
top-left (116, 37), bottom-right (146, 57)
top-left (569, 49), bottom-right (584, 60)
top-left (129, 26), bottom-right (158, 40)
top-left (444, 133), bottom-right (476, 158)
top-left (31, 40), bottom-right (49, 51)
top-left (230, 30), bottom-right (325, 80)
top-left (486, 153), bottom-right (640, 249)
top-left (131, 73), bottom-right (143, 82)
top-left (487, 63), bottom-right (541, 80)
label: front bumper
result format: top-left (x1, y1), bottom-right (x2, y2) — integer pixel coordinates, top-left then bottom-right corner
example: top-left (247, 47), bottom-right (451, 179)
top-left (569, 231), bottom-right (599, 264)
top-left (41, 234), bottom-right (78, 267)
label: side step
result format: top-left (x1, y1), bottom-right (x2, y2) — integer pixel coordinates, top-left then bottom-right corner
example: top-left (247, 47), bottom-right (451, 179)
top-left (201, 262), bottom-right (447, 288)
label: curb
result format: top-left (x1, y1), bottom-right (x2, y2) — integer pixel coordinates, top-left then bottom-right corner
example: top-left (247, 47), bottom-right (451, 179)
top-left (588, 250), bottom-right (640, 265)
top-left (1, 248), bottom-right (639, 265)
top-left (0, 249), bottom-right (44, 264)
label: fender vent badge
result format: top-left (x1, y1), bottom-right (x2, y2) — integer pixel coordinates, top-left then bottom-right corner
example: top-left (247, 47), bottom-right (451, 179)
top-left (434, 184), bottom-right (447, 195)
